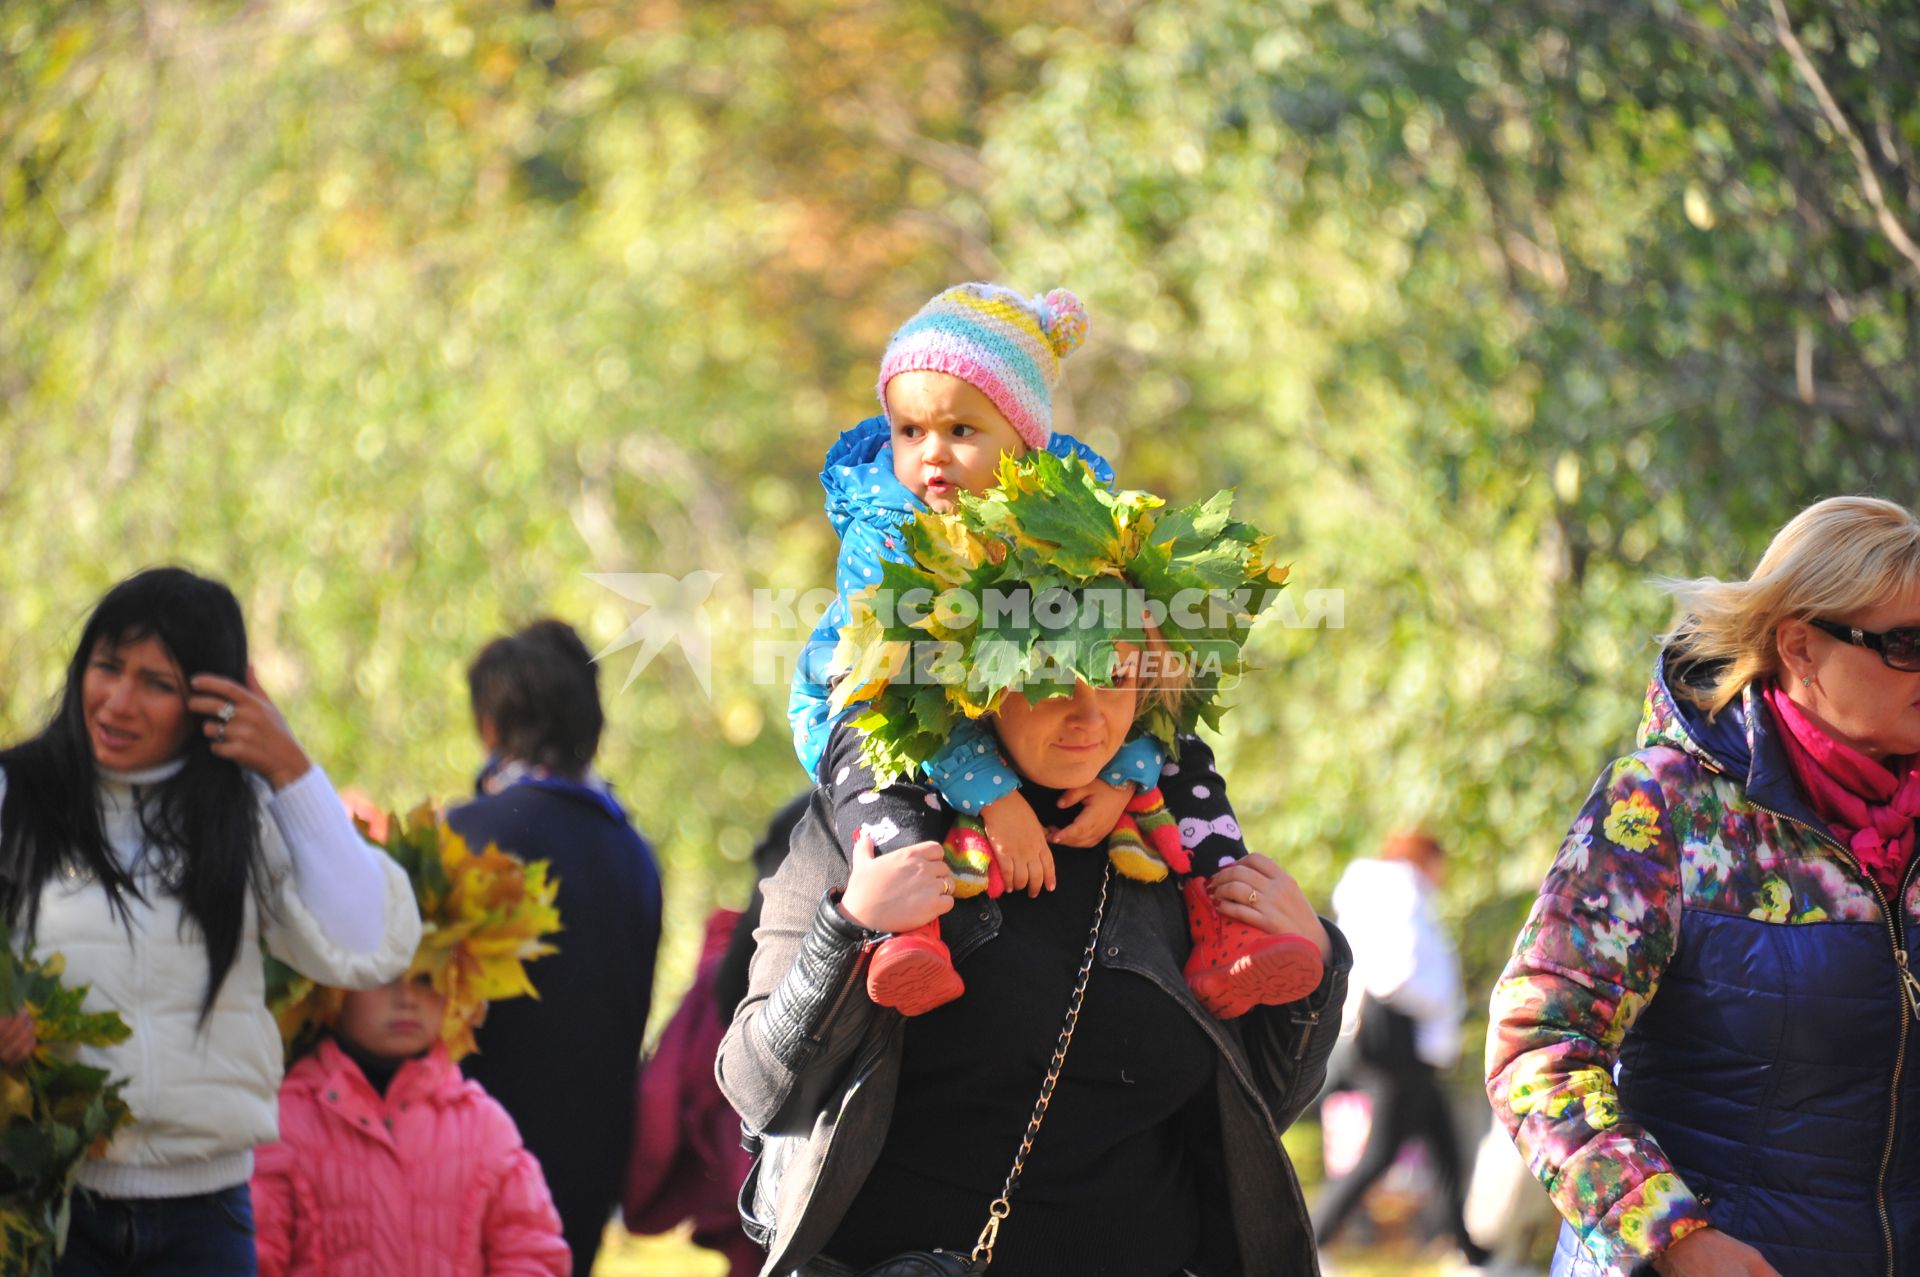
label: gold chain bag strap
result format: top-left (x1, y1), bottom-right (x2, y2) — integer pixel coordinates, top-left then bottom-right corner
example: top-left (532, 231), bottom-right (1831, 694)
top-left (852, 860), bottom-right (1114, 1277)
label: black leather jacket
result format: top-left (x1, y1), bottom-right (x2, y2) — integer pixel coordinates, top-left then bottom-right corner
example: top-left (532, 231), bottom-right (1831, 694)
top-left (716, 789), bottom-right (1351, 1277)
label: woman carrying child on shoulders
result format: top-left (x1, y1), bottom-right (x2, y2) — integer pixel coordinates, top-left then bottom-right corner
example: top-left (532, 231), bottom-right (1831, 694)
top-left (787, 282), bottom-right (1322, 1022)
top-left (722, 453), bottom-right (1349, 1277)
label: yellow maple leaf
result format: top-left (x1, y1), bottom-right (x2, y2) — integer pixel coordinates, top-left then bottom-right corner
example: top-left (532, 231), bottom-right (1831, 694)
top-left (830, 597), bottom-right (910, 713)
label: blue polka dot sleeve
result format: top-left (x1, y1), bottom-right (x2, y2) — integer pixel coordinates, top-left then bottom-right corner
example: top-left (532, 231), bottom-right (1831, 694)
top-left (1101, 733), bottom-right (1166, 791)
top-left (787, 597), bottom-right (845, 778)
top-left (922, 718), bottom-right (1021, 813)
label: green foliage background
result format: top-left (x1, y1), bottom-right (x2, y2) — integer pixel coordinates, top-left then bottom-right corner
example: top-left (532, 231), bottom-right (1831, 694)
top-left (4, 0), bottom-right (1917, 1054)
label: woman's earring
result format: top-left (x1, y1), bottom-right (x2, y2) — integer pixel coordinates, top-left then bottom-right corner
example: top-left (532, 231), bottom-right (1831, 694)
top-left (1802, 674), bottom-right (1816, 687)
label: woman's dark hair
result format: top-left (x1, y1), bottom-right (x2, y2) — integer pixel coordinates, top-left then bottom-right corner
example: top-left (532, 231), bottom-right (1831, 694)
top-left (467, 619), bottom-right (604, 777)
top-left (0, 567), bottom-right (264, 1016)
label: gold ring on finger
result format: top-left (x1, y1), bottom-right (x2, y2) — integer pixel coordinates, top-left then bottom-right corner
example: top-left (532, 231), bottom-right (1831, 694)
top-left (1247, 888), bottom-right (1259, 905)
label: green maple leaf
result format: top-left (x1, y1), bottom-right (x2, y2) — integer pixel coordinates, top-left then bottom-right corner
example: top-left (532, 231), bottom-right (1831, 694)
top-left (1150, 489), bottom-right (1237, 553)
top-left (1168, 542), bottom-right (1260, 592)
top-left (900, 510), bottom-right (990, 587)
top-left (969, 452), bottom-right (1136, 575)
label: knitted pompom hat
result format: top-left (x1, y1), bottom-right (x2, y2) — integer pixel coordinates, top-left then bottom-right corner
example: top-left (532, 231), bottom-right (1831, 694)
top-left (876, 282), bottom-right (1089, 451)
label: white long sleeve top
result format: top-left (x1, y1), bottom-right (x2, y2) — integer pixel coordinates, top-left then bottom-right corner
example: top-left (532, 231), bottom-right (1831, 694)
top-left (1330, 856), bottom-right (1466, 1070)
top-left (1, 760), bottom-right (421, 1197)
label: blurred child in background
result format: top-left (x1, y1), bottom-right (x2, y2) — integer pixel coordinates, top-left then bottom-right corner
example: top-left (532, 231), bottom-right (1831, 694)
top-left (252, 810), bottom-right (569, 1277)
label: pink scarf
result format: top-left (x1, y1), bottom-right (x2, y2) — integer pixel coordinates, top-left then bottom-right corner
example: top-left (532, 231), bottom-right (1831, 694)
top-left (1763, 682), bottom-right (1920, 900)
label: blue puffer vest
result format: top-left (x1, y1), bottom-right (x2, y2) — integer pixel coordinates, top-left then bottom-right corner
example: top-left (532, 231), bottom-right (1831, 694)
top-left (1553, 662), bottom-right (1920, 1276)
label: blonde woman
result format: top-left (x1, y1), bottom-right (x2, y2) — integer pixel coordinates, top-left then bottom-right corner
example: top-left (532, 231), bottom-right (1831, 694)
top-left (1487, 496), bottom-right (1920, 1277)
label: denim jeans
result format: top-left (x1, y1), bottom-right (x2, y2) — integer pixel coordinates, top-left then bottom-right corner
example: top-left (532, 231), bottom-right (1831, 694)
top-left (56, 1184), bottom-right (256, 1277)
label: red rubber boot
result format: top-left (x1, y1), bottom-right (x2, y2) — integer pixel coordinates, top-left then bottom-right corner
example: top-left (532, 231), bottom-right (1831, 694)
top-left (866, 922), bottom-right (966, 1016)
top-left (1182, 878), bottom-right (1324, 1019)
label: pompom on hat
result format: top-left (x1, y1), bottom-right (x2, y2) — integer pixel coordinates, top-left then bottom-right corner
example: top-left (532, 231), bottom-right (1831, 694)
top-left (876, 282), bottom-right (1089, 451)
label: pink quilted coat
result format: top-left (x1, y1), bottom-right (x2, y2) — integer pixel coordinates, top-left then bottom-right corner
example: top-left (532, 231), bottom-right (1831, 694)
top-left (252, 1038), bottom-right (570, 1277)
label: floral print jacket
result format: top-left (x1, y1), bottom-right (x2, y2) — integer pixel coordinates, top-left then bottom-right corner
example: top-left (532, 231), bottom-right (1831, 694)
top-left (1487, 656), bottom-right (1920, 1277)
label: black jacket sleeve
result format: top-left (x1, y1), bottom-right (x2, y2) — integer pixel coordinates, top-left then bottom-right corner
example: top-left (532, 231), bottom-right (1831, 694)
top-left (1240, 918), bottom-right (1354, 1132)
top-left (715, 790), bottom-right (887, 1133)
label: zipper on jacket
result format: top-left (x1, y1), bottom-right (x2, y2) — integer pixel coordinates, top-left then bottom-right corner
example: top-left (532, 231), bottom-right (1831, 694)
top-left (1747, 796), bottom-right (1913, 1277)
top-left (1289, 1006), bottom-right (1322, 1062)
top-left (1896, 949), bottom-right (1920, 1019)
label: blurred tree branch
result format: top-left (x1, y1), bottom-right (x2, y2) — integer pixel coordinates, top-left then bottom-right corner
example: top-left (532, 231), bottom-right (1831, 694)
top-left (1767, 0), bottom-right (1920, 279)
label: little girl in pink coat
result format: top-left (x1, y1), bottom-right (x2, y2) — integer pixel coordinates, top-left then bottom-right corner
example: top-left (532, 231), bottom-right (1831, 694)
top-left (251, 973), bottom-right (571, 1277)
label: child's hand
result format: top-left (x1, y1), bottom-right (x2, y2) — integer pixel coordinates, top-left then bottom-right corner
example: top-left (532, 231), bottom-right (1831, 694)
top-left (1050, 780), bottom-right (1135, 847)
top-left (981, 793), bottom-right (1056, 898)
top-left (840, 832), bottom-right (955, 933)
top-left (0, 1011), bottom-right (36, 1067)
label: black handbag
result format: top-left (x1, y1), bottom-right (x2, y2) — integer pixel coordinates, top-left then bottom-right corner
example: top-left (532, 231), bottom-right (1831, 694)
top-left (854, 1250), bottom-right (987, 1276)
top-left (1354, 991), bottom-right (1418, 1070)
top-left (798, 1251), bottom-right (983, 1277)
top-left (826, 862), bottom-right (1113, 1277)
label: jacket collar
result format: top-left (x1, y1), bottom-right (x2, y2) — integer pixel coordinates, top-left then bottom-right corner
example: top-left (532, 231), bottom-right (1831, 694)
top-left (475, 756), bottom-right (628, 825)
top-left (315, 1036), bottom-right (463, 1114)
top-left (1641, 650), bottom-right (1839, 847)
top-left (822, 417), bottom-right (918, 540)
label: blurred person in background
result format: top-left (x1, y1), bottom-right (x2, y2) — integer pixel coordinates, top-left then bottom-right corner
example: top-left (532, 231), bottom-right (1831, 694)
top-left (1488, 496), bottom-right (1920, 1277)
top-left (1314, 831), bottom-right (1488, 1269)
top-left (0, 567), bottom-right (420, 1275)
top-left (623, 793), bottom-right (809, 1277)
top-left (449, 619), bottom-right (663, 1276)
top-left (252, 818), bottom-right (570, 1277)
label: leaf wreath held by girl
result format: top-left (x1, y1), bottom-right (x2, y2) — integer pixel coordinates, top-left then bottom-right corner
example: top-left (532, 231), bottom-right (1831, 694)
top-left (823, 432), bottom-right (1323, 1020)
top-left (254, 806), bottom-right (571, 1277)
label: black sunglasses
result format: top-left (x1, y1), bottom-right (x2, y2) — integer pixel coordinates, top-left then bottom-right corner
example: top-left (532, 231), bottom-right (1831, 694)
top-left (1808, 617), bottom-right (1920, 672)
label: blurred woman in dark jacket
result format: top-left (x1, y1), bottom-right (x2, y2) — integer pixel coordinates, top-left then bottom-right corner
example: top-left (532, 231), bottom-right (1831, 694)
top-left (448, 620), bottom-right (662, 1276)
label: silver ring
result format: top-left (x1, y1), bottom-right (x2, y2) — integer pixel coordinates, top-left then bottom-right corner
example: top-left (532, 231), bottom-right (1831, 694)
top-left (214, 723), bottom-right (227, 742)
top-left (217, 701), bottom-right (237, 724)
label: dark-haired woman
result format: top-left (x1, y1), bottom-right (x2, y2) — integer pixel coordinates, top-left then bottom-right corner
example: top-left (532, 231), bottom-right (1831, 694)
top-left (0, 567), bottom-right (421, 1276)
top-left (448, 619), bottom-right (663, 1276)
